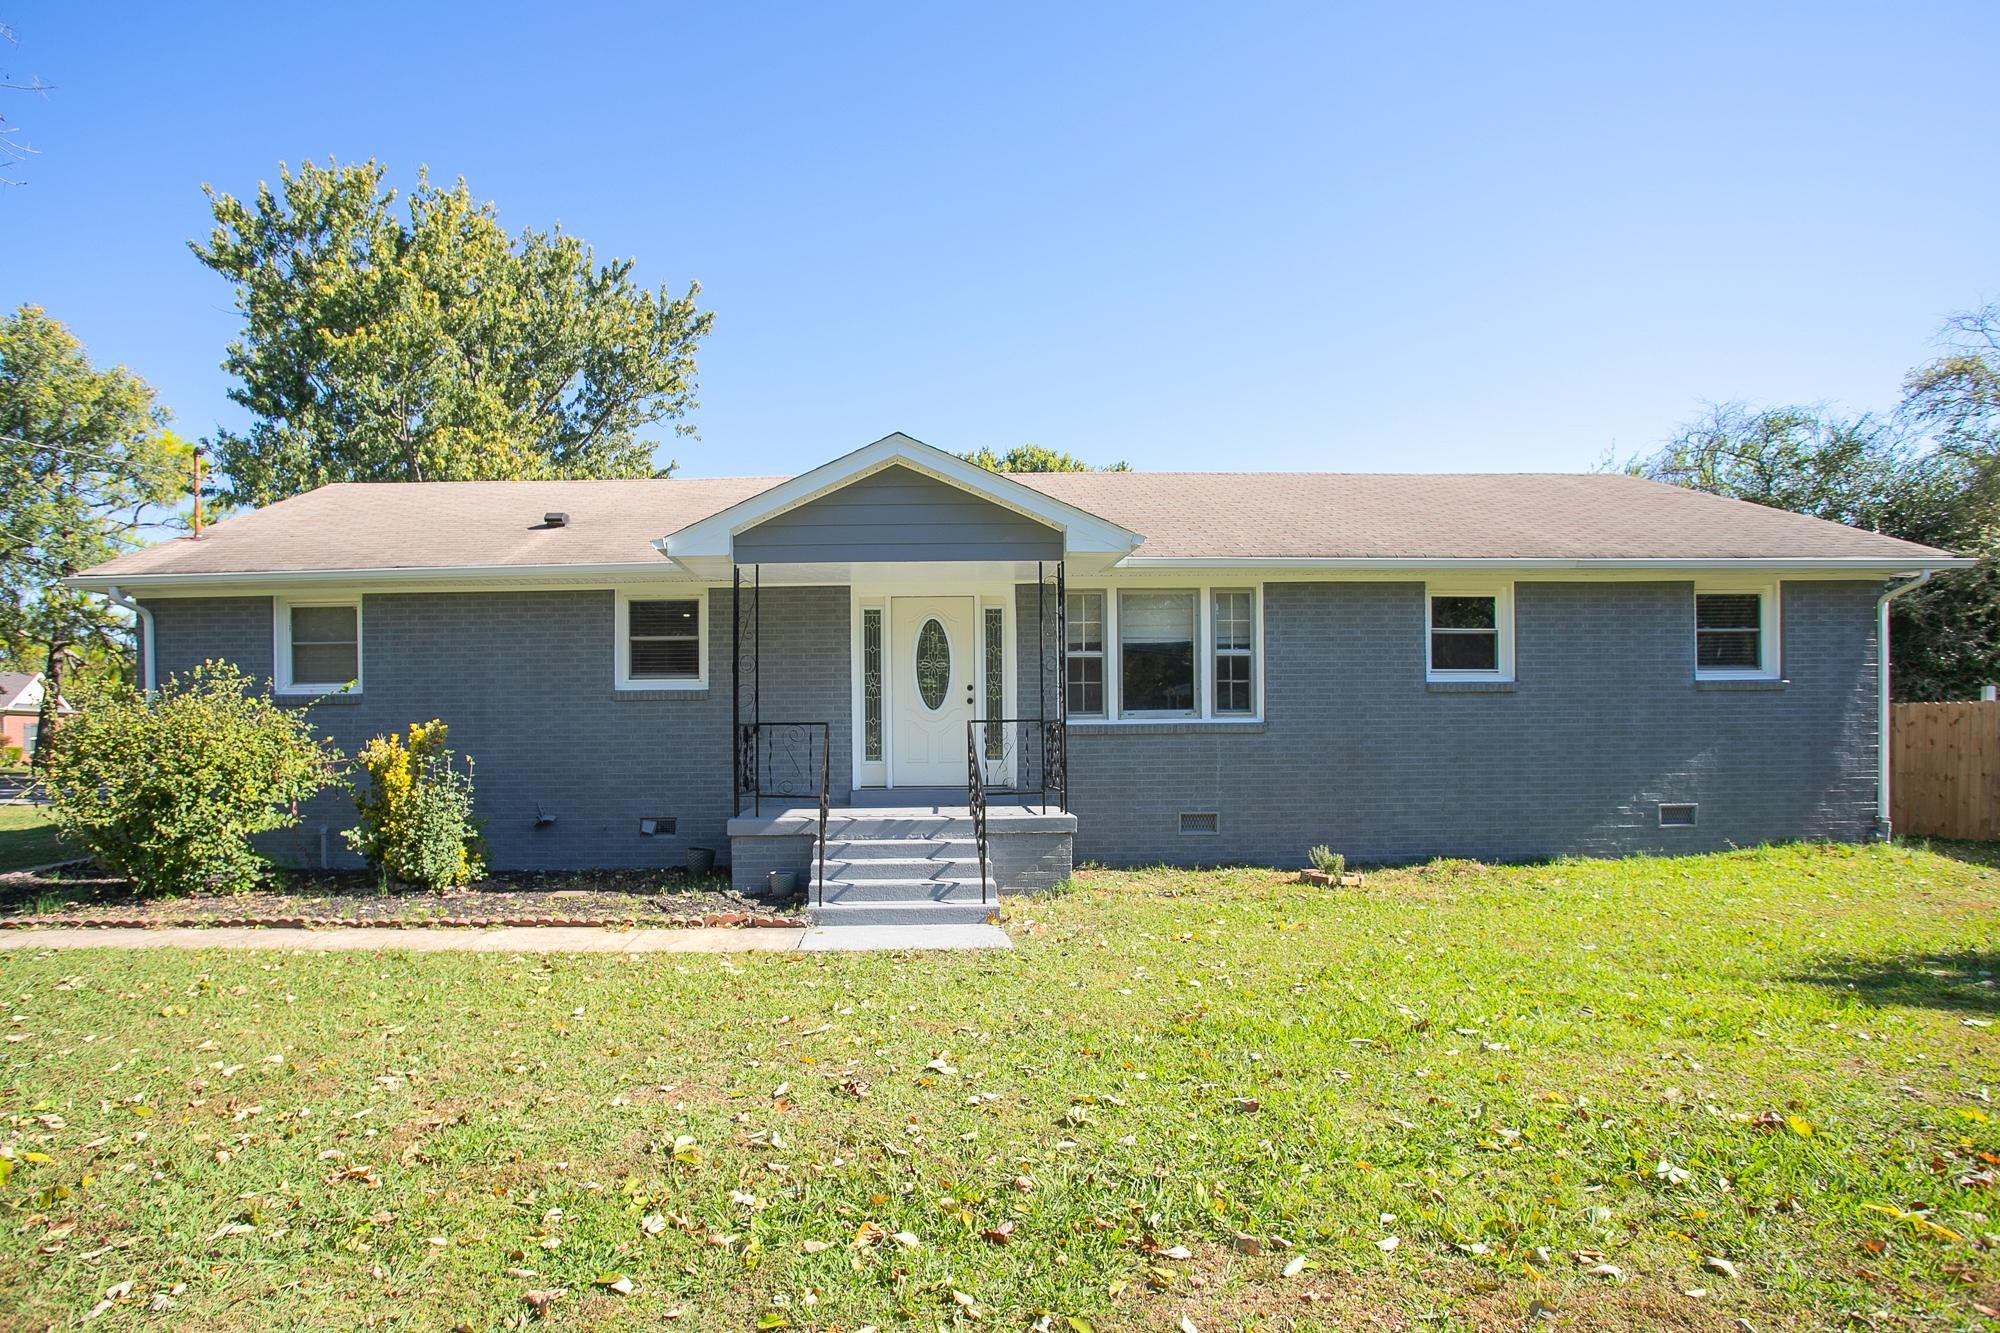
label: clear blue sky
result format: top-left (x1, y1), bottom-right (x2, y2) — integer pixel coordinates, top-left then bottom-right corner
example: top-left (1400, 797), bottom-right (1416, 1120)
top-left (4, 2), bottom-right (1995, 479)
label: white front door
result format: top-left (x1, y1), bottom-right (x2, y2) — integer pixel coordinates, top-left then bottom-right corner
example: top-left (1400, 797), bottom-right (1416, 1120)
top-left (890, 596), bottom-right (975, 786)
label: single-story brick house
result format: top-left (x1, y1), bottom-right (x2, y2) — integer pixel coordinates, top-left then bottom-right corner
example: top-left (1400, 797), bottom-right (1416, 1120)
top-left (72, 433), bottom-right (1967, 923)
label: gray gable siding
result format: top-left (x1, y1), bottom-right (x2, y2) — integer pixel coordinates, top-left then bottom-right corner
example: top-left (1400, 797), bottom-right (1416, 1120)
top-left (1024, 578), bottom-right (1881, 865)
top-left (733, 465), bottom-right (1063, 564)
top-left (143, 587), bottom-right (852, 872)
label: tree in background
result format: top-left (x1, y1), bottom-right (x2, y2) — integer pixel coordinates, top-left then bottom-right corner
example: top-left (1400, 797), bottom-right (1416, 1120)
top-left (1621, 303), bottom-right (2000, 700)
top-left (192, 159), bottom-right (714, 506)
top-left (961, 444), bottom-right (1129, 473)
top-left (0, 305), bottom-right (184, 764)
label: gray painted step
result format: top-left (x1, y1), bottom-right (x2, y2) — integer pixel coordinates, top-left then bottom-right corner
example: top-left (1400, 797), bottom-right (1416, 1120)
top-left (812, 877), bottom-right (991, 904)
top-left (821, 856), bottom-right (982, 884)
top-left (807, 899), bottom-right (1002, 927)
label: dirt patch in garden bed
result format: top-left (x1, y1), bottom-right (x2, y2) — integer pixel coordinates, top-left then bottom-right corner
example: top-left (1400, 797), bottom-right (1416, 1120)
top-left (0, 865), bottom-right (805, 930)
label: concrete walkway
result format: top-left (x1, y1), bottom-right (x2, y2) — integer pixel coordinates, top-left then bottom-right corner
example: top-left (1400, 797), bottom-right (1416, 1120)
top-left (0, 923), bottom-right (1011, 953)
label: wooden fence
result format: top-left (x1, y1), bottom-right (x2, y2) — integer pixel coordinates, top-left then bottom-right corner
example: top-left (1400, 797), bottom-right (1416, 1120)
top-left (1892, 701), bottom-right (2000, 840)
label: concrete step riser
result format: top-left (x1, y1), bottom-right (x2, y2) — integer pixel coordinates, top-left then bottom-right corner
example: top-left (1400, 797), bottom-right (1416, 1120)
top-left (824, 818), bottom-right (973, 841)
top-left (822, 859), bottom-right (983, 884)
top-left (824, 839), bottom-right (980, 863)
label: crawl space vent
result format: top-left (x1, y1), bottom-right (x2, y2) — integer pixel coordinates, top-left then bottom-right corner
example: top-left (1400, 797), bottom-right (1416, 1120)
top-left (1178, 811), bottom-right (1220, 835)
top-left (1658, 803), bottom-right (1697, 828)
top-left (639, 816), bottom-right (678, 836)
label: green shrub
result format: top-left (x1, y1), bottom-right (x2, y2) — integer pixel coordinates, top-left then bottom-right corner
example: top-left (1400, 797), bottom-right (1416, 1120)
top-left (1308, 845), bottom-right (1346, 876)
top-left (342, 721), bottom-right (484, 890)
top-left (0, 741), bottom-right (21, 767)
top-left (45, 662), bottom-right (343, 895)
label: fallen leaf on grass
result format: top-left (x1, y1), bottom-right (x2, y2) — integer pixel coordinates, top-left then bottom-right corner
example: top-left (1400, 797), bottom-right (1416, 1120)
top-left (640, 1213), bottom-right (667, 1236)
top-left (981, 1222), bottom-right (1016, 1245)
top-left (1703, 1255), bottom-right (1740, 1279)
top-left (594, 1273), bottom-right (634, 1295)
top-left (521, 1288), bottom-right (564, 1317)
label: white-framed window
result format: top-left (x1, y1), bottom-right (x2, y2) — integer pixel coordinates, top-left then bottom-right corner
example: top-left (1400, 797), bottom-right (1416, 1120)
top-left (1425, 585), bottom-right (1514, 681)
top-left (1212, 588), bottom-right (1256, 715)
top-left (1694, 582), bottom-right (1780, 680)
top-left (1120, 589), bottom-right (1199, 716)
top-left (275, 597), bottom-right (362, 693)
top-left (1062, 584), bottom-right (1262, 722)
top-left (1065, 591), bottom-right (1106, 717)
top-left (616, 589), bottom-right (708, 690)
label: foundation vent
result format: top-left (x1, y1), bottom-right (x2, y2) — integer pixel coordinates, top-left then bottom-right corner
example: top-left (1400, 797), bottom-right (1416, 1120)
top-left (1178, 811), bottom-right (1219, 835)
top-left (1658, 803), bottom-right (1697, 828)
top-left (639, 816), bottom-right (678, 836)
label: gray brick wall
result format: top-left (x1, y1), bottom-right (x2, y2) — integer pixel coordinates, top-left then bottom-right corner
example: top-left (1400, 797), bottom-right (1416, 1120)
top-left (1032, 579), bottom-right (1883, 866)
top-left (144, 576), bottom-right (1883, 872)
top-left (143, 586), bottom-right (851, 871)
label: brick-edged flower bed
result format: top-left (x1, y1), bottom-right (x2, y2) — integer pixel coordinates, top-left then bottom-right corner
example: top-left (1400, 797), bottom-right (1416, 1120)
top-left (0, 865), bottom-right (806, 931)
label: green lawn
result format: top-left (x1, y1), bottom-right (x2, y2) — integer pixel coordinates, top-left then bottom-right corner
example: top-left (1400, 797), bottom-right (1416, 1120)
top-left (0, 803), bottom-right (65, 873)
top-left (2, 843), bottom-right (1997, 1330)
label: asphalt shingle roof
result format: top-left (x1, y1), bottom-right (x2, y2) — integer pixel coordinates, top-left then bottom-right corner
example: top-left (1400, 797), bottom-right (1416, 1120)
top-left (76, 471), bottom-right (1954, 580)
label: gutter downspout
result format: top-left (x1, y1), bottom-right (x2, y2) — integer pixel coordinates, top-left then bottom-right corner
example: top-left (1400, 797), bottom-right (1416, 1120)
top-left (1875, 568), bottom-right (1935, 839)
top-left (104, 585), bottom-right (155, 696)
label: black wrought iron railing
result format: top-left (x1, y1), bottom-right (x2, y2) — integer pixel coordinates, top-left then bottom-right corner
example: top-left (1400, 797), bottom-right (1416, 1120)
top-left (964, 716), bottom-right (1067, 904)
top-left (736, 720), bottom-right (831, 905)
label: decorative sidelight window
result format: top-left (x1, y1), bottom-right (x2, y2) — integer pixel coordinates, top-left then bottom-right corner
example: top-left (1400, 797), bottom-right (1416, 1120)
top-left (862, 608), bottom-right (883, 762)
top-left (276, 599), bottom-right (361, 693)
top-left (983, 607), bottom-right (1005, 759)
top-left (616, 590), bottom-right (708, 690)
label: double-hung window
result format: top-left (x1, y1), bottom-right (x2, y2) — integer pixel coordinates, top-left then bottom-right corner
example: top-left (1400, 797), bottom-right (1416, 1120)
top-left (617, 591), bottom-right (706, 689)
top-left (276, 599), bottom-right (361, 693)
top-left (1065, 592), bottom-right (1105, 717)
top-left (1694, 584), bottom-right (1779, 679)
top-left (1212, 589), bottom-right (1255, 714)
top-left (1425, 586), bottom-right (1513, 681)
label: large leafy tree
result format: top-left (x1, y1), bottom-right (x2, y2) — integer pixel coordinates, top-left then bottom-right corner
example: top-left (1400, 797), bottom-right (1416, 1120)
top-left (0, 306), bottom-right (184, 763)
top-left (961, 444), bottom-right (1129, 472)
top-left (191, 159), bottom-right (714, 505)
top-left (1620, 398), bottom-right (1995, 701)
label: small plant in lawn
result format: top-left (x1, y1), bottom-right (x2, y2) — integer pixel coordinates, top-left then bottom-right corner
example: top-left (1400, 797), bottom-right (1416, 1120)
top-left (344, 720), bottom-right (484, 890)
top-left (0, 741), bottom-right (21, 767)
top-left (1308, 844), bottom-right (1346, 876)
top-left (43, 661), bottom-right (342, 895)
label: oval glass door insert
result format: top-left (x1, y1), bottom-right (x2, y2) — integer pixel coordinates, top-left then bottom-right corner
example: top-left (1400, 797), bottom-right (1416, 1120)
top-left (915, 619), bottom-right (950, 711)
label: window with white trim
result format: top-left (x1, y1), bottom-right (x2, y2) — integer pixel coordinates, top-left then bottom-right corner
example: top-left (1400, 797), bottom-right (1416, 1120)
top-left (1212, 589), bottom-right (1255, 714)
top-left (1065, 591), bottom-right (1105, 717)
top-left (616, 591), bottom-right (707, 689)
top-left (1120, 590), bottom-right (1198, 716)
top-left (1694, 584), bottom-right (1779, 679)
top-left (276, 599), bottom-right (361, 693)
top-left (1425, 585), bottom-right (1513, 681)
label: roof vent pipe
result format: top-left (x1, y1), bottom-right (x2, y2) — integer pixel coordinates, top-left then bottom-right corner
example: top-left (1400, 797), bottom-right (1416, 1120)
top-left (542, 512), bottom-right (569, 528)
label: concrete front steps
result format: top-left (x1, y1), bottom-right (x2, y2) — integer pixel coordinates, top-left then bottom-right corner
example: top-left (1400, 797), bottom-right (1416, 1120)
top-left (728, 802), bottom-right (1076, 928)
top-left (810, 827), bottom-right (1000, 926)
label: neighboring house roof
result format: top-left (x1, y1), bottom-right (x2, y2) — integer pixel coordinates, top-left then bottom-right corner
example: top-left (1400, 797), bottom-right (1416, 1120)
top-left (70, 434), bottom-right (1964, 587)
top-left (0, 671), bottom-right (71, 715)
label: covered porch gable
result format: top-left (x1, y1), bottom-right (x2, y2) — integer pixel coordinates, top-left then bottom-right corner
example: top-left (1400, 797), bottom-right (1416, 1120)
top-left (654, 432), bottom-right (1143, 580)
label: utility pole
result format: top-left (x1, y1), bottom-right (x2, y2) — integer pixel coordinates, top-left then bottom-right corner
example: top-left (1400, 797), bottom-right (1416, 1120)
top-left (191, 447), bottom-right (204, 538)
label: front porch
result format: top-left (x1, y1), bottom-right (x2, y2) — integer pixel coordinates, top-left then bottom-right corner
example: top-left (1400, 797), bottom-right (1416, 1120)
top-left (652, 434), bottom-right (1135, 921)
